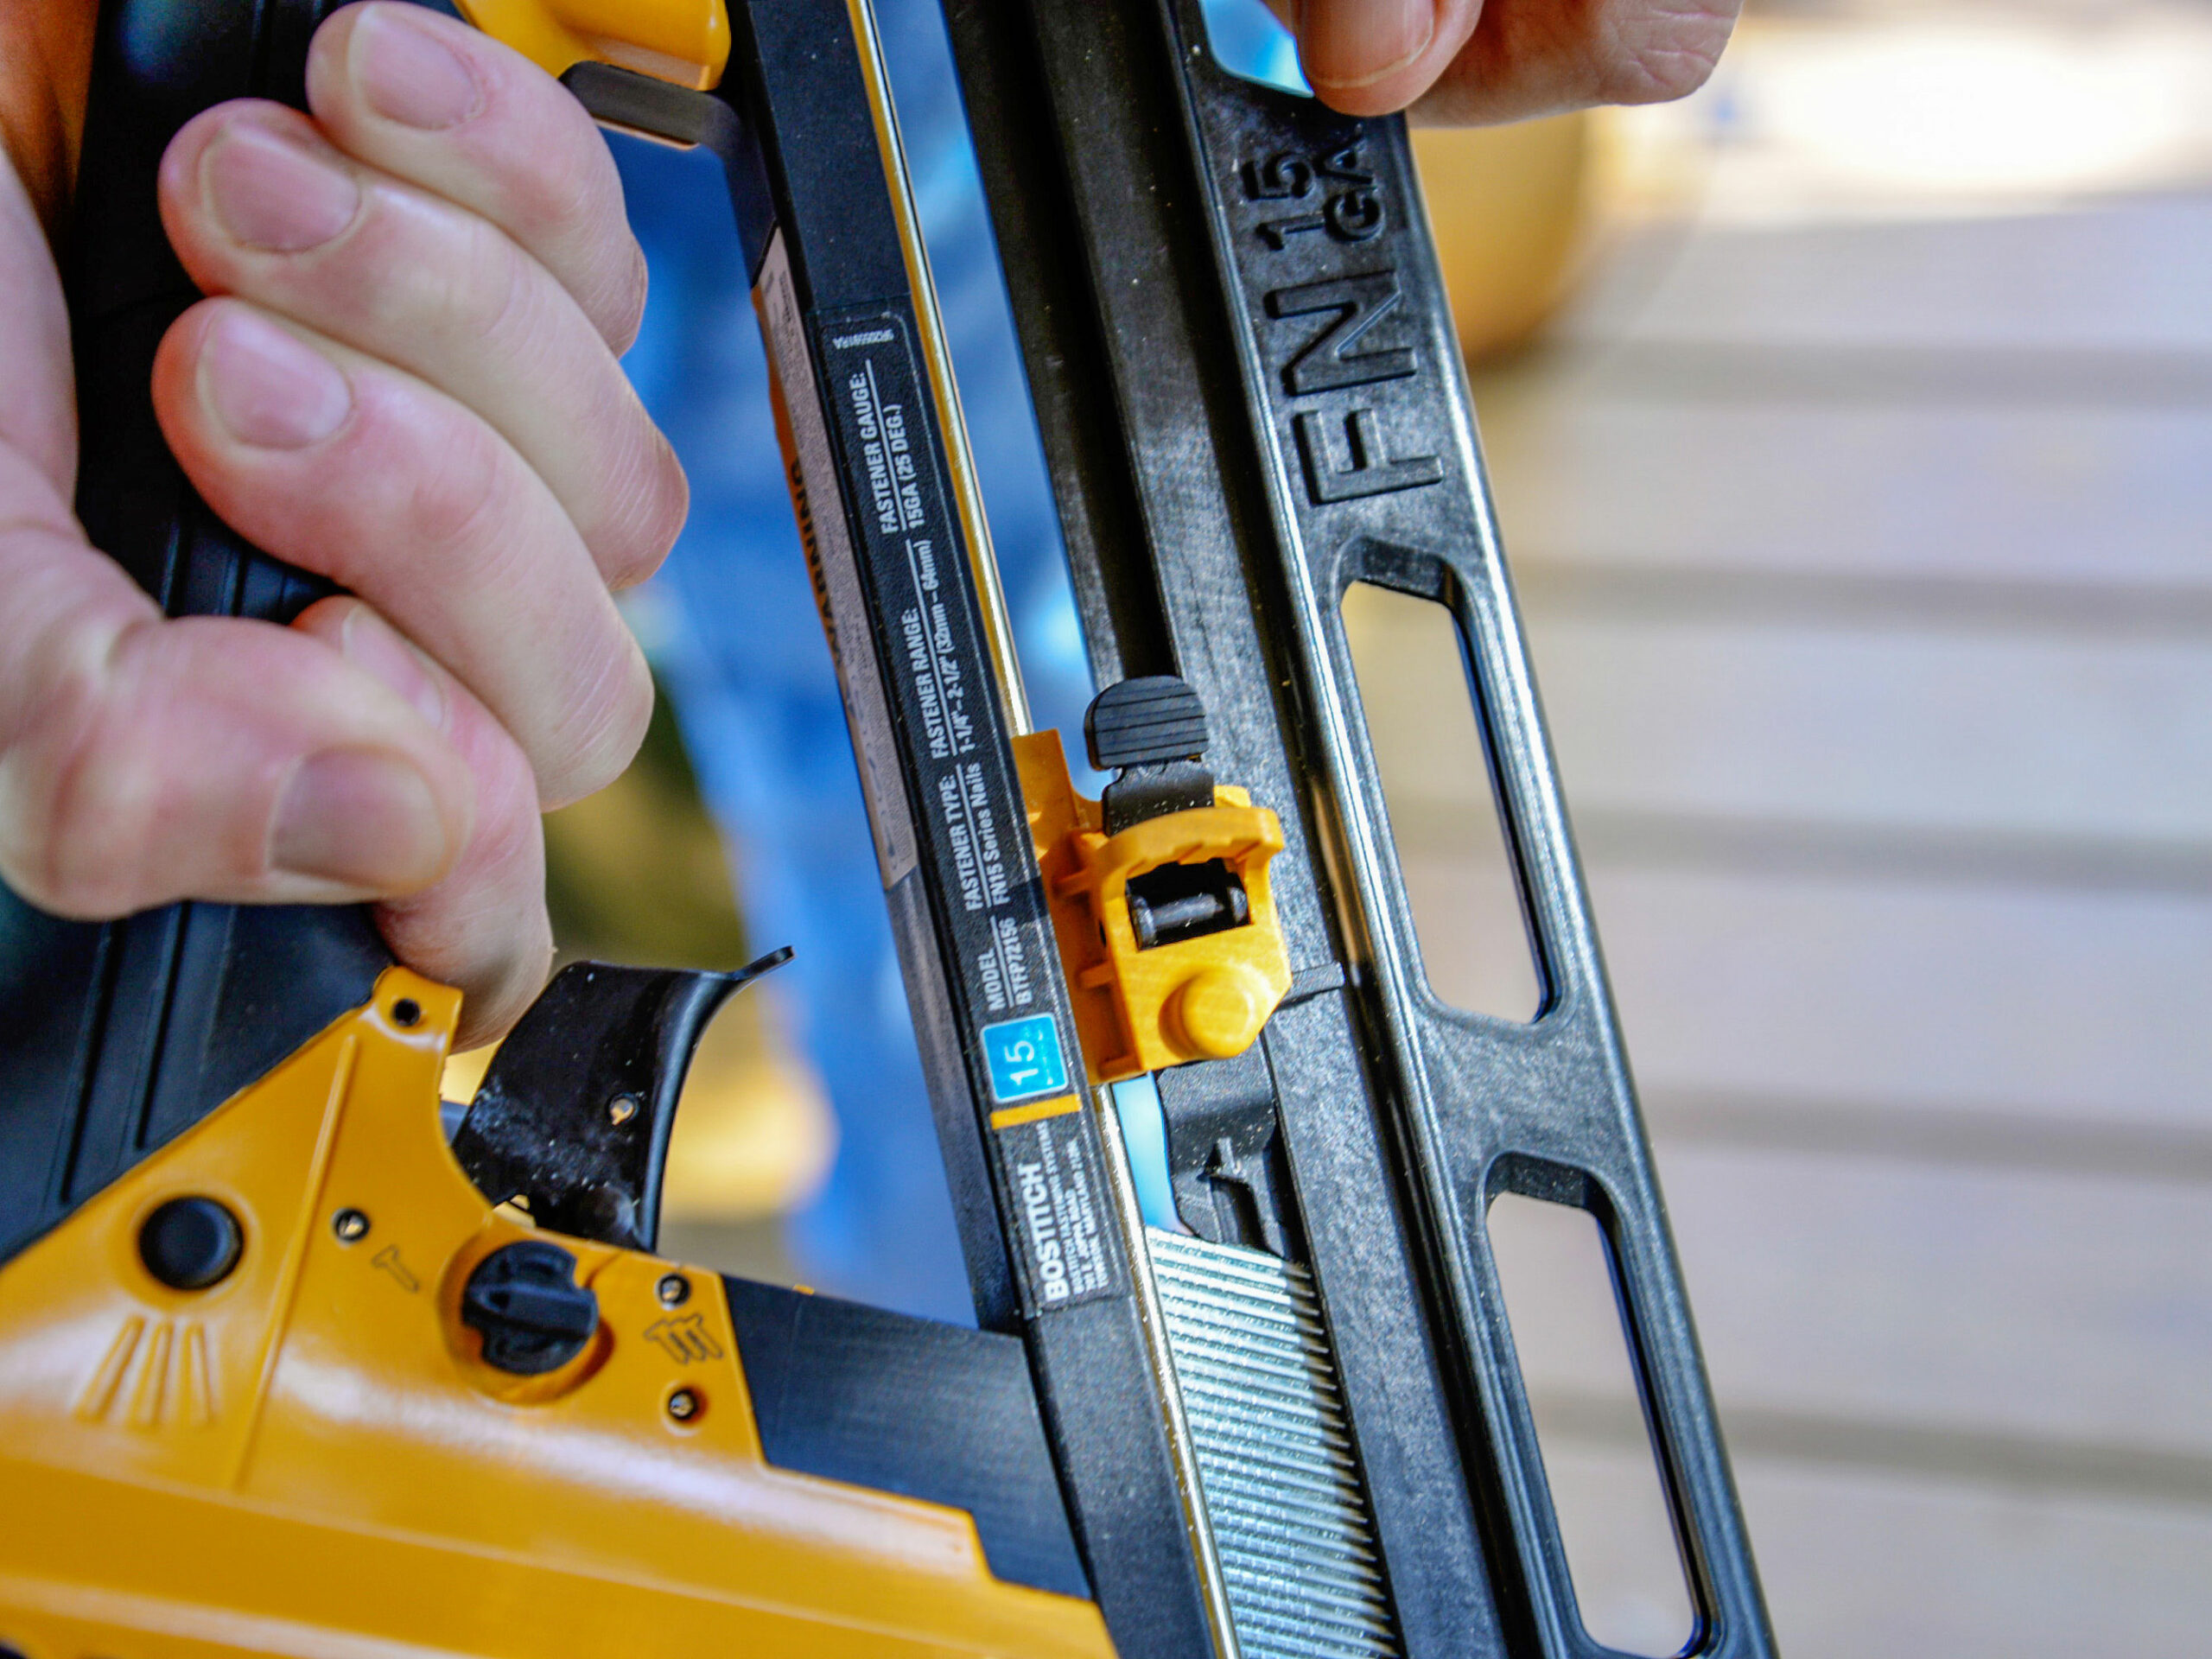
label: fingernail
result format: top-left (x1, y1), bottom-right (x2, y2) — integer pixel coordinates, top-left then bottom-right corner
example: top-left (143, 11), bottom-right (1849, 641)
top-left (339, 604), bottom-right (448, 731)
top-left (271, 748), bottom-right (453, 889)
top-left (203, 122), bottom-right (359, 251)
top-left (356, 6), bottom-right (482, 130)
top-left (1307, 0), bottom-right (1434, 91)
top-left (200, 307), bottom-right (352, 448)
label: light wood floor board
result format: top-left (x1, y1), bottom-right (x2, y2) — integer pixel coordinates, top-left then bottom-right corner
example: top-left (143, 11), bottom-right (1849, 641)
top-left (1542, 1443), bottom-right (2212, 1659)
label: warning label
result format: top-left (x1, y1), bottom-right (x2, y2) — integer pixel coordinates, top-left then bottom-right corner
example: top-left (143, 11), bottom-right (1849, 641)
top-left (1005, 1115), bottom-right (1115, 1305)
top-left (810, 300), bottom-right (1122, 1316)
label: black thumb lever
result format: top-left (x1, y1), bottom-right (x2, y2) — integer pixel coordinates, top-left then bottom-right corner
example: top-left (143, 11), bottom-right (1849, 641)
top-left (452, 948), bottom-right (792, 1251)
top-left (1085, 676), bottom-right (1217, 836)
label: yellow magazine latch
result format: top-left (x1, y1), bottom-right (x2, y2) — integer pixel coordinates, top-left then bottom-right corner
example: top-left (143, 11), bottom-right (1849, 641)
top-left (1018, 677), bottom-right (1292, 1083)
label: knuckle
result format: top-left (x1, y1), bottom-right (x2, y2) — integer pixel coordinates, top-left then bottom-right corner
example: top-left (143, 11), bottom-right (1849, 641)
top-left (365, 211), bottom-right (524, 345)
top-left (0, 836), bottom-right (111, 920)
top-left (474, 776), bottom-right (544, 880)
top-left (606, 431), bottom-right (690, 590)
top-left (596, 237), bottom-right (650, 354)
top-left (457, 217), bottom-right (537, 343)
top-left (547, 637), bottom-right (652, 805)
top-left (486, 125), bottom-right (641, 346)
top-left (0, 785), bottom-right (112, 917)
top-left (3, 638), bottom-right (153, 917)
top-left (500, 137), bottom-right (606, 253)
top-left (444, 916), bottom-right (554, 1049)
top-left (0, 552), bottom-right (177, 916)
top-left (590, 647), bottom-right (656, 788)
top-left (643, 436), bottom-right (690, 566)
top-left (398, 416), bottom-right (517, 560)
top-left (30, 804), bottom-right (139, 917)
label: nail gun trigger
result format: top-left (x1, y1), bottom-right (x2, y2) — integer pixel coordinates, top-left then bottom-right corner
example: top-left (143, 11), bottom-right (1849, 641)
top-left (449, 948), bottom-right (791, 1253)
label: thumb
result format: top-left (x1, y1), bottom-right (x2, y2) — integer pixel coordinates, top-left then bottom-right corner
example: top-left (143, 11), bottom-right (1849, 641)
top-left (1286, 0), bottom-right (1482, 116)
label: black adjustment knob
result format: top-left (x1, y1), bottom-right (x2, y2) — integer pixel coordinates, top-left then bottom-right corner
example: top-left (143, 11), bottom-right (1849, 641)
top-left (461, 1241), bottom-right (599, 1376)
top-left (139, 1197), bottom-right (244, 1290)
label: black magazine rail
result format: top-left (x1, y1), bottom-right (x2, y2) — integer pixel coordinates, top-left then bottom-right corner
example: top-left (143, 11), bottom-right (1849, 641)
top-left (942, 2), bottom-right (1777, 1655)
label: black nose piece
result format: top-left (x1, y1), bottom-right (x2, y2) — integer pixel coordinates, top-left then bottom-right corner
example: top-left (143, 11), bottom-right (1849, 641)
top-left (461, 1240), bottom-right (601, 1376)
top-left (138, 1196), bottom-right (245, 1291)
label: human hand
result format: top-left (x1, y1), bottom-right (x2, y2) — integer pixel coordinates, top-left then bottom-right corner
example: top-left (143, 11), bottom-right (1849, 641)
top-left (1279, 0), bottom-right (1741, 121)
top-left (0, 2), bottom-right (683, 1046)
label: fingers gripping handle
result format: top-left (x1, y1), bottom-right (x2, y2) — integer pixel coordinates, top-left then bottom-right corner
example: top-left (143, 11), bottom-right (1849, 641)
top-left (0, 0), bottom-right (409, 1270)
top-left (3, 0), bottom-right (742, 1268)
top-left (69, 0), bottom-right (734, 617)
top-left (70, 0), bottom-right (356, 620)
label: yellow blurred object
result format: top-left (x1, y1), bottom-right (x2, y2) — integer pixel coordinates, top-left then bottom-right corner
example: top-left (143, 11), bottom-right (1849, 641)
top-left (541, 685), bottom-right (753, 974)
top-left (0, 969), bottom-right (1112, 1658)
top-left (457, 0), bottom-right (729, 88)
top-left (1014, 733), bottom-right (1291, 1082)
top-left (1411, 113), bottom-right (1593, 359)
top-left (440, 1039), bottom-right (496, 1103)
top-left (660, 990), bottom-right (838, 1217)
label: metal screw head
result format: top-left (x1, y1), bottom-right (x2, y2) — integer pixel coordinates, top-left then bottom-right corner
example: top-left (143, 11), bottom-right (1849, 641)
top-left (666, 1387), bottom-right (702, 1423)
top-left (332, 1208), bottom-right (371, 1243)
top-left (656, 1272), bottom-right (690, 1307)
top-left (607, 1093), bottom-right (640, 1127)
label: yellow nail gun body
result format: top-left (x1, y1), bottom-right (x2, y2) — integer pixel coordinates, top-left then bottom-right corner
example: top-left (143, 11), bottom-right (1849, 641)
top-left (0, 973), bottom-right (1106, 1659)
top-left (0, 972), bottom-right (1108, 1656)
top-left (0, 2), bottom-right (1776, 1655)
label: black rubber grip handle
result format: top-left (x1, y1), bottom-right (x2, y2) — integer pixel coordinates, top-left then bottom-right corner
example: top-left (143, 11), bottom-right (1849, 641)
top-left (71, 0), bottom-right (349, 619)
